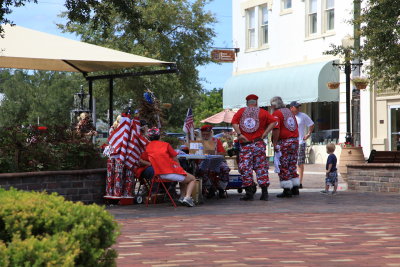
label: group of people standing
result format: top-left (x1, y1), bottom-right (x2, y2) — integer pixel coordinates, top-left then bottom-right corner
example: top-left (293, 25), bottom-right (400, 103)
top-left (232, 94), bottom-right (315, 201)
top-left (106, 93), bottom-right (319, 207)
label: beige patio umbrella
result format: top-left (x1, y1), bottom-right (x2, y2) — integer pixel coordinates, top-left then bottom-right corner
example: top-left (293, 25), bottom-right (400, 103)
top-left (200, 109), bottom-right (236, 124)
top-left (0, 24), bottom-right (170, 73)
top-left (0, 24), bottom-right (176, 126)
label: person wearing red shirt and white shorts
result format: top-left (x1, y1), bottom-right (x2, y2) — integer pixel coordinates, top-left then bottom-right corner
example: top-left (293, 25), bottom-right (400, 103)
top-left (271, 96), bottom-right (300, 198)
top-left (146, 127), bottom-right (197, 207)
top-left (231, 94), bottom-right (277, 201)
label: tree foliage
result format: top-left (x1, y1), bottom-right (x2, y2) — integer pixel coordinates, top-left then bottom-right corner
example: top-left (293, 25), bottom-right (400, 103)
top-left (0, 70), bottom-right (85, 127)
top-left (57, 0), bottom-right (216, 129)
top-left (193, 88), bottom-right (223, 127)
top-left (357, 0), bottom-right (400, 90)
top-left (0, 0), bottom-right (37, 37)
top-left (1, 0), bottom-right (216, 130)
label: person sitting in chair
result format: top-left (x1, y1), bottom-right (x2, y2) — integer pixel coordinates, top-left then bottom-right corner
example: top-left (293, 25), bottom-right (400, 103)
top-left (145, 127), bottom-right (197, 207)
top-left (199, 125), bottom-right (231, 199)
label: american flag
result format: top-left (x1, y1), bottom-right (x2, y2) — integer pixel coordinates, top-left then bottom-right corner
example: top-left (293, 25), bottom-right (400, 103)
top-left (183, 108), bottom-right (194, 140)
top-left (107, 115), bottom-right (148, 168)
top-left (125, 118), bottom-right (149, 169)
top-left (107, 116), bottom-right (131, 161)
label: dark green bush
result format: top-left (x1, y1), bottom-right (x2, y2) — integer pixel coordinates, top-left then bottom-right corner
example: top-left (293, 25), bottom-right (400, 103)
top-left (0, 125), bottom-right (106, 173)
top-left (0, 188), bottom-right (119, 266)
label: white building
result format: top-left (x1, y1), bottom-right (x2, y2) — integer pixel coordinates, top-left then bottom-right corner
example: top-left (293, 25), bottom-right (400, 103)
top-left (224, 0), bottom-right (374, 163)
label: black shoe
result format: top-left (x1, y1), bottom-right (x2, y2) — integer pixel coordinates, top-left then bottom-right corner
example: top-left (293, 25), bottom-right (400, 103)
top-left (250, 182), bottom-right (257, 194)
top-left (292, 186), bottom-right (300, 196)
top-left (218, 189), bottom-right (227, 199)
top-left (240, 186), bottom-right (255, 201)
top-left (260, 186), bottom-right (269, 201)
top-left (299, 184), bottom-right (303, 189)
top-left (206, 188), bottom-right (216, 199)
top-left (276, 188), bottom-right (293, 198)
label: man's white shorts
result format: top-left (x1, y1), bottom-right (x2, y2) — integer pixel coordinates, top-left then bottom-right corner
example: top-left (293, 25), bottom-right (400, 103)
top-left (159, 173), bottom-right (185, 182)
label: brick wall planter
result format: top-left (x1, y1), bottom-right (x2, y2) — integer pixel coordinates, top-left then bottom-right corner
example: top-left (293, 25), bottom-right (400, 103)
top-left (0, 169), bottom-right (106, 204)
top-left (347, 163), bottom-right (400, 193)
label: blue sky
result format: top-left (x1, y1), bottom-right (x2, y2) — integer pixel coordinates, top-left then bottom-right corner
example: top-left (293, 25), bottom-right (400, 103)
top-left (7, 0), bottom-right (232, 91)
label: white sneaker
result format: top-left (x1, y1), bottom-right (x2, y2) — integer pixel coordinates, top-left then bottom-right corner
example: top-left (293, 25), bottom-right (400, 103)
top-left (182, 197), bottom-right (195, 207)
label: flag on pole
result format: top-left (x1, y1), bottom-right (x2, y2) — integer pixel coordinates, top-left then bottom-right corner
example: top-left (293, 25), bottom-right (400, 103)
top-left (183, 108), bottom-right (194, 140)
top-left (107, 116), bottom-right (131, 160)
top-left (125, 118), bottom-right (149, 169)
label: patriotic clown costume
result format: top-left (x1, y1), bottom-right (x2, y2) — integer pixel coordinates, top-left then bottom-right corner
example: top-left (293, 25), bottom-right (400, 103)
top-left (272, 101), bottom-right (300, 198)
top-left (231, 94), bottom-right (277, 201)
top-left (104, 114), bottom-right (148, 200)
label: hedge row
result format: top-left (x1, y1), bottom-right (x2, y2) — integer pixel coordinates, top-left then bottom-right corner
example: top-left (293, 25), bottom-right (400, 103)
top-left (0, 188), bottom-right (119, 266)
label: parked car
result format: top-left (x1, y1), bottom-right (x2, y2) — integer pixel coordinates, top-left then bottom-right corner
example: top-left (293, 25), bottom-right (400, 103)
top-left (211, 126), bottom-right (233, 135)
top-left (165, 132), bottom-right (185, 138)
top-left (213, 133), bottom-right (225, 139)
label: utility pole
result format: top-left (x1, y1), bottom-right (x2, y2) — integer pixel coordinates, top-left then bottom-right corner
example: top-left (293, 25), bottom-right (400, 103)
top-left (352, 0), bottom-right (362, 146)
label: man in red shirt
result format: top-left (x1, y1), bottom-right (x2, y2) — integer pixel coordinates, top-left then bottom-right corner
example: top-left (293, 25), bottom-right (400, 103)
top-left (199, 125), bottom-right (231, 198)
top-left (146, 127), bottom-right (197, 207)
top-left (231, 94), bottom-right (277, 201)
top-left (271, 96), bottom-right (300, 198)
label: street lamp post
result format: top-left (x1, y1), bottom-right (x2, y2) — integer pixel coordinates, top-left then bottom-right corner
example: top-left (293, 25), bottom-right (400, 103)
top-left (332, 35), bottom-right (363, 144)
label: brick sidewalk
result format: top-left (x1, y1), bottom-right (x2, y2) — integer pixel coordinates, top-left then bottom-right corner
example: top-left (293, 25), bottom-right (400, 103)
top-left (116, 213), bottom-right (400, 267)
top-left (109, 192), bottom-right (400, 266)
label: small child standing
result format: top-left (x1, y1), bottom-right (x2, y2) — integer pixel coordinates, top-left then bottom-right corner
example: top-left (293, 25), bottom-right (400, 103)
top-left (321, 143), bottom-right (338, 195)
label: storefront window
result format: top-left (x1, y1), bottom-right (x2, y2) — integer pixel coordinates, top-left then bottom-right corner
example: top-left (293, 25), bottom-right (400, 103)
top-left (309, 102), bottom-right (339, 145)
top-left (390, 106), bottom-right (400, 151)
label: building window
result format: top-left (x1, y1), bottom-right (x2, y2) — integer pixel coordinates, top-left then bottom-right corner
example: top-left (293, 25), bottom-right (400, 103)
top-left (282, 0), bottom-right (292, 9)
top-left (324, 0), bottom-right (334, 31)
top-left (259, 5), bottom-right (268, 46)
top-left (308, 0), bottom-right (318, 35)
top-left (246, 8), bottom-right (256, 49)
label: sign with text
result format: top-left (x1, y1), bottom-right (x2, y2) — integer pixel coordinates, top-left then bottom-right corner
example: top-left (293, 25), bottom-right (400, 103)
top-left (211, 49), bottom-right (236, 62)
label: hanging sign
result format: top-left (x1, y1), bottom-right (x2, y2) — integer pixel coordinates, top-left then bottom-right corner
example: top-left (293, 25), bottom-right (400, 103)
top-left (211, 49), bottom-right (236, 62)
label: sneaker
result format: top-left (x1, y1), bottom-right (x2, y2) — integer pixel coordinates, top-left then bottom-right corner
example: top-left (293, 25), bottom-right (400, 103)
top-left (178, 196), bottom-right (184, 205)
top-left (182, 197), bottom-right (195, 207)
top-left (320, 190), bottom-right (328, 194)
top-left (331, 191), bottom-right (337, 195)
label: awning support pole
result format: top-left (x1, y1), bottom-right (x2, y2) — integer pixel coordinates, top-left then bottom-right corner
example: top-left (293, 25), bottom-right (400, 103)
top-left (89, 80), bottom-right (93, 112)
top-left (109, 78), bottom-right (114, 127)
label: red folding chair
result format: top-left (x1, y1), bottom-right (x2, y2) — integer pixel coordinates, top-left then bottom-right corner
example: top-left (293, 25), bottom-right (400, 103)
top-left (146, 175), bottom-right (177, 208)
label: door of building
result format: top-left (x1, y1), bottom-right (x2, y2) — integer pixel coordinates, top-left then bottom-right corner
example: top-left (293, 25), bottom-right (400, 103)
top-left (389, 105), bottom-right (400, 151)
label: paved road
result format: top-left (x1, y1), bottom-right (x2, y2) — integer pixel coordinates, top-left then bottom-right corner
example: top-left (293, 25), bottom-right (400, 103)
top-left (109, 185), bottom-right (400, 266)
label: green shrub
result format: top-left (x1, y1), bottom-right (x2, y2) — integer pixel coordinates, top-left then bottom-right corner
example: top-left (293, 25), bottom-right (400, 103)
top-left (0, 125), bottom-right (105, 173)
top-left (0, 188), bottom-right (119, 266)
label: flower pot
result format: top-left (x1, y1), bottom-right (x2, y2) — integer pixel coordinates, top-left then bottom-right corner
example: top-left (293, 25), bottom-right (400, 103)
top-left (338, 147), bottom-right (365, 182)
top-left (353, 82), bottom-right (368, 90)
top-left (327, 82), bottom-right (340, 89)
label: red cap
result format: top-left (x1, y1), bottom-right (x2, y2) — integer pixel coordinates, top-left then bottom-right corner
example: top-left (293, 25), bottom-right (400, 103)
top-left (246, 94), bottom-right (258, 101)
top-left (200, 125), bottom-right (213, 132)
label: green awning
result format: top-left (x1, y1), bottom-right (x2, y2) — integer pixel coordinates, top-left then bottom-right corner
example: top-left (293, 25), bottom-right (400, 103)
top-left (223, 60), bottom-right (339, 108)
